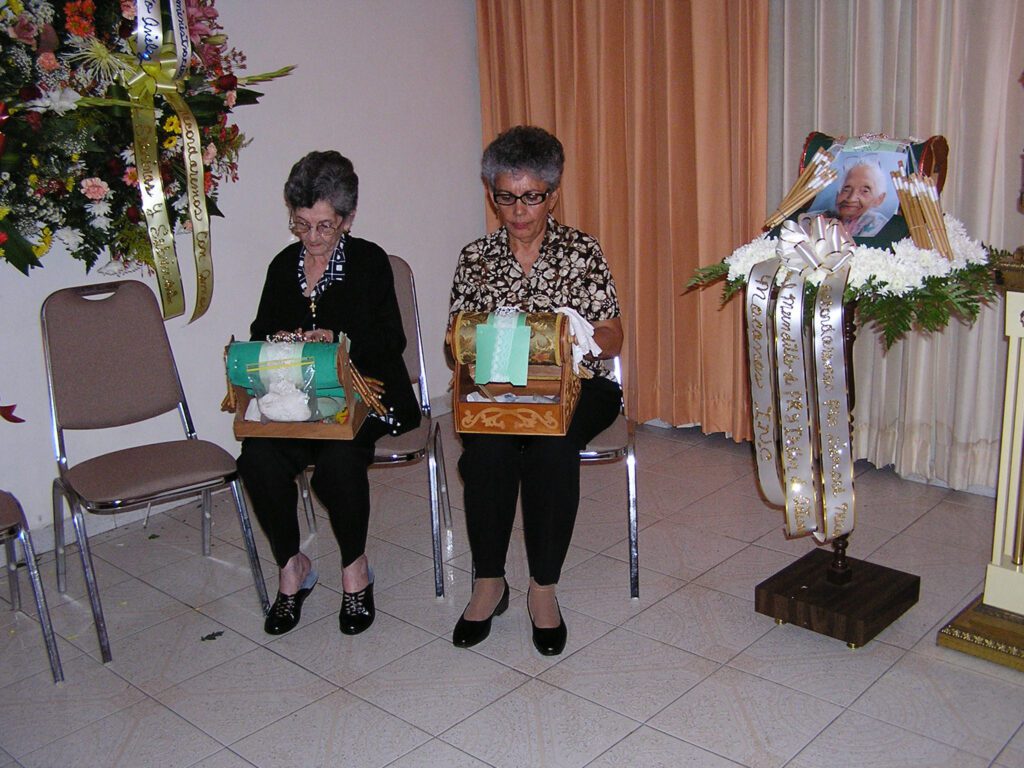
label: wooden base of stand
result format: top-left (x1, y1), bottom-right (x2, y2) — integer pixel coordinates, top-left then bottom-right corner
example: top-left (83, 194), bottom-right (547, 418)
top-left (754, 549), bottom-right (920, 648)
top-left (936, 595), bottom-right (1024, 672)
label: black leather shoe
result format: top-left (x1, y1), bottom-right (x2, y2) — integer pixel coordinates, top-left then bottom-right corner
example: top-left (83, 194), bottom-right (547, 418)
top-left (339, 575), bottom-right (375, 635)
top-left (529, 602), bottom-right (567, 656)
top-left (452, 580), bottom-right (510, 648)
top-left (264, 569), bottom-right (318, 635)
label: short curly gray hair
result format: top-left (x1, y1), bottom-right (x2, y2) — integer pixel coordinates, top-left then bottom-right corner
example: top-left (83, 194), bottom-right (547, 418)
top-left (283, 150), bottom-right (358, 217)
top-left (480, 126), bottom-right (564, 191)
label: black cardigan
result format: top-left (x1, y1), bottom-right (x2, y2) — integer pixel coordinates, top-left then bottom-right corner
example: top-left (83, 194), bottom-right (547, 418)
top-left (249, 237), bottom-right (421, 435)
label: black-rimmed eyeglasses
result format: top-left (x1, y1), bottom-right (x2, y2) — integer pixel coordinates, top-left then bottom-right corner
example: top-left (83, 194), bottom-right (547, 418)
top-left (289, 219), bottom-right (342, 237)
top-left (492, 189), bottom-right (552, 206)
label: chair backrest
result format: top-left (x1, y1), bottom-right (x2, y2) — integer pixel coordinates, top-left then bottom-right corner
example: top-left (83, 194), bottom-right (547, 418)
top-left (41, 280), bottom-right (186, 431)
top-left (388, 255), bottom-right (430, 414)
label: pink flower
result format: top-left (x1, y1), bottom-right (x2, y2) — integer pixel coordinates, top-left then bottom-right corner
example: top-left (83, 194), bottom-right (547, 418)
top-left (8, 14), bottom-right (39, 48)
top-left (120, 0), bottom-right (136, 19)
top-left (202, 143), bottom-right (217, 164)
top-left (37, 52), bottom-right (59, 72)
top-left (225, 90), bottom-right (237, 108)
top-left (123, 167), bottom-right (138, 187)
top-left (80, 177), bottom-right (110, 200)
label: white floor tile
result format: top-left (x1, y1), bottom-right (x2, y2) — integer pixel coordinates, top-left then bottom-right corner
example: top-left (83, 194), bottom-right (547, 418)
top-left (441, 678), bottom-right (638, 768)
top-left (649, 666), bottom-right (842, 768)
top-left (586, 726), bottom-right (744, 767)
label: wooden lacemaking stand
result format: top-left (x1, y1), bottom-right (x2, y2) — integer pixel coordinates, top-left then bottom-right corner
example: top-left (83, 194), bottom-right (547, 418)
top-left (936, 263), bottom-right (1024, 672)
top-left (754, 313), bottom-right (921, 649)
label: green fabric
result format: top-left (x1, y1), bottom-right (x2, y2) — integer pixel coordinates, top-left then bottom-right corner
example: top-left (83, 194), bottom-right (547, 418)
top-left (474, 312), bottom-right (530, 387)
top-left (226, 341), bottom-right (345, 396)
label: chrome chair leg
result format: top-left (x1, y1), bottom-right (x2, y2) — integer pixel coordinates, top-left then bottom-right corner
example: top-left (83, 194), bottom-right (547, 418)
top-left (433, 425), bottom-right (453, 530)
top-left (5, 538), bottom-right (19, 611)
top-left (52, 480), bottom-right (67, 594)
top-left (19, 528), bottom-right (64, 683)
top-left (626, 437), bottom-right (639, 599)
top-left (71, 508), bottom-right (111, 663)
top-left (231, 479), bottom-right (270, 615)
top-left (297, 471), bottom-right (318, 533)
top-left (201, 490), bottom-right (212, 557)
top-left (428, 423), bottom-right (444, 597)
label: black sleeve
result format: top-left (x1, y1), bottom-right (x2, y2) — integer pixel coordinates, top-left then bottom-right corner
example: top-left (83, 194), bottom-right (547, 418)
top-left (249, 245), bottom-right (303, 341)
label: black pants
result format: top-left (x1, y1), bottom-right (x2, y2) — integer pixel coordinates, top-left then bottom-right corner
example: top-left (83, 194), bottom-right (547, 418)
top-left (458, 376), bottom-right (621, 585)
top-left (237, 418), bottom-right (389, 569)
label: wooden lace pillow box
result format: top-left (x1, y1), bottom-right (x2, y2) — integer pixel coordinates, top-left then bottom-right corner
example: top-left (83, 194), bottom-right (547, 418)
top-left (221, 338), bottom-right (368, 440)
top-left (450, 311), bottom-right (580, 436)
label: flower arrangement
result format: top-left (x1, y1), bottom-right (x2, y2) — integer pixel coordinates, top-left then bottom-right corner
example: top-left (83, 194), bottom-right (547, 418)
top-left (0, 0), bottom-right (291, 275)
top-left (688, 215), bottom-right (998, 347)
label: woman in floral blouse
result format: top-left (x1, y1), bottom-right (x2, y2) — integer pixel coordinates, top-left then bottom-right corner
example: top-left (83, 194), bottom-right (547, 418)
top-left (448, 126), bottom-right (623, 656)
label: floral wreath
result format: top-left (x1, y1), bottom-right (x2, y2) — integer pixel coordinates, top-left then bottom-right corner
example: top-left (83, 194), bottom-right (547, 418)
top-left (688, 133), bottom-right (999, 348)
top-left (0, 0), bottom-right (291, 315)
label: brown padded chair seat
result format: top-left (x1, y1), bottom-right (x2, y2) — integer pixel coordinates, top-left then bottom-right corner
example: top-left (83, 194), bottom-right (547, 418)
top-left (64, 440), bottom-right (239, 506)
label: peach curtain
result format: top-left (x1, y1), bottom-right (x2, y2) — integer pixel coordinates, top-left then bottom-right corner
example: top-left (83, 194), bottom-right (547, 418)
top-left (476, 0), bottom-right (769, 438)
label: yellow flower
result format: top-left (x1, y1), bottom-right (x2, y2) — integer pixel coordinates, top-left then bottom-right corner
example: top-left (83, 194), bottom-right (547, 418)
top-left (32, 229), bottom-right (53, 258)
top-left (163, 135), bottom-right (179, 150)
top-left (9, 0), bottom-right (24, 14)
top-left (30, 156), bottom-right (40, 168)
top-left (71, 153), bottom-right (80, 162)
top-left (65, 177), bottom-right (75, 191)
top-left (164, 115), bottom-right (181, 134)
top-left (28, 174), bottom-right (38, 186)
top-left (0, 207), bottom-right (10, 221)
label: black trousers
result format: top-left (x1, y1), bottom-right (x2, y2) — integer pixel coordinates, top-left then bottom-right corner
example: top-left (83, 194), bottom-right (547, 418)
top-left (237, 417), bottom-right (389, 569)
top-left (458, 376), bottom-right (622, 585)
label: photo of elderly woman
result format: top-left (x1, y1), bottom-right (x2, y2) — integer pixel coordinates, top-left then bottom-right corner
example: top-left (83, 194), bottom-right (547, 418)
top-left (806, 149), bottom-right (904, 238)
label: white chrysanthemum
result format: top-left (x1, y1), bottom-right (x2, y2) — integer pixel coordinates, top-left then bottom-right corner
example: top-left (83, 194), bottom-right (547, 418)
top-left (26, 87), bottom-right (81, 115)
top-left (64, 35), bottom-right (132, 91)
top-left (725, 234), bottom-right (778, 282)
top-left (944, 215), bottom-right (988, 267)
top-left (89, 215), bottom-right (112, 232)
top-left (171, 194), bottom-right (189, 212)
top-left (53, 227), bottom-right (85, 251)
top-left (120, 146), bottom-right (136, 166)
top-left (87, 199), bottom-right (112, 218)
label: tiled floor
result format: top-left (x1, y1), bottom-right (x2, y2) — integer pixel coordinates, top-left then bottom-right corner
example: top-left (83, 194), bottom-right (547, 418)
top-left (2, 416), bottom-right (1023, 768)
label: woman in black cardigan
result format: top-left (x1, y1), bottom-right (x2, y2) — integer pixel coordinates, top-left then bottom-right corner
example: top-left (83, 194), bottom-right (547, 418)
top-left (238, 151), bottom-right (420, 637)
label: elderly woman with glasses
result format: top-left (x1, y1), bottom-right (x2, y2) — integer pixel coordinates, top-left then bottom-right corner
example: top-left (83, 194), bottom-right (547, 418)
top-left (237, 150), bottom-right (420, 637)
top-left (448, 126), bottom-right (624, 655)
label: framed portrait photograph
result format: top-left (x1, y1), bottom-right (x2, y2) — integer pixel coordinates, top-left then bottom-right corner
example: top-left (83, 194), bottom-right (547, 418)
top-left (806, 146), bottom-right (905, 238)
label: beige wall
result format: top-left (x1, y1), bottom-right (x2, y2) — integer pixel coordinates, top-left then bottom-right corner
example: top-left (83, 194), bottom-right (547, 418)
top-left (0, 0), bottom-right (484, 536)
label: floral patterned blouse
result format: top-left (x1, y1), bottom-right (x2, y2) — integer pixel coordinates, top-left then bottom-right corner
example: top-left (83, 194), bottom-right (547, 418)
top-left (449, 215), bottom-right (620, 377)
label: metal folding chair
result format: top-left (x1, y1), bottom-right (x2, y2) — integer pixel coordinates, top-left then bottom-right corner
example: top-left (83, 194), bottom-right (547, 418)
top-left (41, 280), bottom-right (270, 663)
top-left (300, 255), bottom-right (453, 596)
top-left (580, 357), bottom-right (639, 598)
top-left (1, 490), bottom-right (63, 683)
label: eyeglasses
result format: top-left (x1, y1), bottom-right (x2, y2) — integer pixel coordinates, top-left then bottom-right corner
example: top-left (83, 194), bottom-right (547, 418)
top-left (289, 219), bottom-right (342, 237)
top-left (492, 189), bottom-right (552, 206)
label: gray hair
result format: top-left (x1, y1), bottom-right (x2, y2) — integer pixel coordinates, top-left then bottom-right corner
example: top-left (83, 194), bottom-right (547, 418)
top-left (481, 126), bottom-right (564, 191)
top-left (840, 157), bottom-right (887, 192)
top-left (284, 150), bottom-right (358, 217)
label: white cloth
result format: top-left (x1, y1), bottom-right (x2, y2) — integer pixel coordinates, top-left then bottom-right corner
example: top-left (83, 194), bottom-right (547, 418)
top-left (246, 380), bottom-right (311, 422)
top-left (555, 306), bottom-right (601, 375)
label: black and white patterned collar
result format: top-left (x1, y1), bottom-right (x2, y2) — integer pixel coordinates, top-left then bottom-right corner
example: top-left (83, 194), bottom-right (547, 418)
top-left (297, 235), bottom-right (347, 296)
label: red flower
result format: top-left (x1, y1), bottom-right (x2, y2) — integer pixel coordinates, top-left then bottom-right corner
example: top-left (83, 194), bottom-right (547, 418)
top-left (213, 74), bottom-right (237, 92)
top-left (0, 232), bottom-right (8, 245)
top-left (25, 112), bottom-right (42, 131)
top-left (64, 0), bottom-right (97, 38)
top-left (18, 85), bottom-right (41, 102)
top-left (126, 206), bottom-right (141, 223)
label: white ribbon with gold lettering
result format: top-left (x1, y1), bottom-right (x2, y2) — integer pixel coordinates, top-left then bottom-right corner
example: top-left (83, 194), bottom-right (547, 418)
top-left (744, 257), bottom-right (786, 506)
top-left (744, 215), bottom-right (857, 542)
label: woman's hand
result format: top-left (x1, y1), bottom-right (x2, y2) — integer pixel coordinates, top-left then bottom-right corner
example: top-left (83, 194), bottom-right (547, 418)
top-left (302, 329), bottom-right (335, 343)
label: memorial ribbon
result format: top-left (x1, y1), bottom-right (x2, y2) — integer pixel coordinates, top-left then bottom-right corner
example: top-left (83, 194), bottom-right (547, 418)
top-left (744, 215), bottom-right (857, 542)
top-left (125, 0), bottom-right (213, 321)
